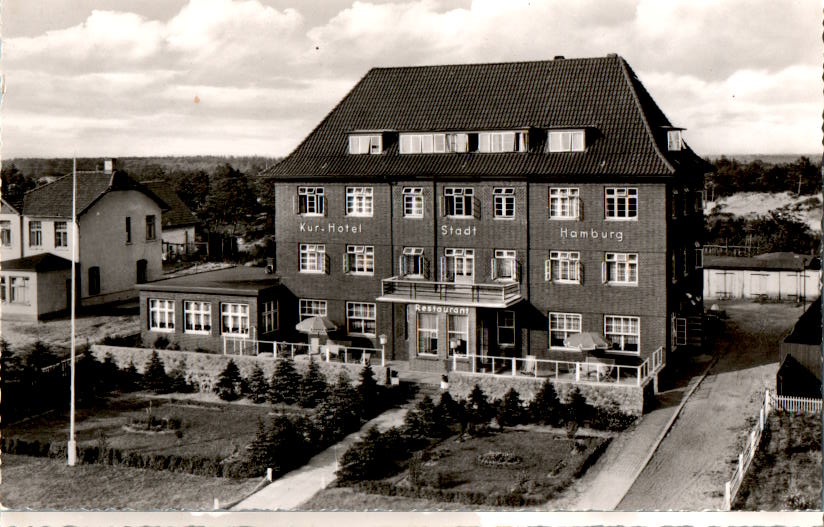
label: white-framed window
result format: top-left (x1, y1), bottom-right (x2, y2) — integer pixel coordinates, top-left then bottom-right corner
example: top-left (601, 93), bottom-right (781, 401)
top-left (145, 215), bottom-right (156, 241)
top-left (262, 300), bottom-right (278, 333)
top-left (9, 276), bottom-right (28, 304)
top-left (345, 245), bottom-right (374, 275)
top-left (549, 188), bottom-right (580, 220)
top-left (54, 221), bottom-right (68, 248)
top-left (299, 244), bottom-right (326, 273)
top-left (493, 188), bottom-right (515, 219)
top-left (400, 133), bottom-right (448, 154)
top-left (221, 303), bottom-right (250, 336)
top-left (299, 299), bottom-right (327, 320)
top-left (402, 247), bottom-right (425, 278)
top-left (298, 187), bottom-right (325, 215)
top-left (447, 314), bottom-right (469, 356)
top-left (0, 221), bottom-right (11, 247)
top-left (184, 301), bottom-right (212, 335)
top-left (605, 188), bottom-right (638, 220)
top-left (347, 302), bottom-right (376, 336)
top-left (667, 130), bottom-right (683, 151)
top-left (497, 310), bottom-right (516, 347)
top-left (346, 187), bottom-right (373, 217)
top-left (478, 131), bottom-right (528, 153)
top-left (349, 134), bottom-right (382, 154)
top-left (546, 251), bottom-right (580, 283)
top-left (604, 315), bottom-right (640, 353)
top-left (604, 253), bottom-right (638, 285)
top-left (444, 187), bottom-right (474, 217)
top-left (149, 298), bottom-right (175, 332)
top-left (28, 221), bottom-right (42, 247)
top-left (443, 248), bottom-right (474, 282)
top-left (548, 130), bottom-right (585, 152)
top-left (492, 249), bottom-right (517, 281)
top-left (125, 217), bottom-right (131, 243)
top-left (417, 312), bottom-right (438, 356)
top-left (403, 187), bottom-right (424, 218)
top-left (447, 133), bottom-right (469, 153)
top-left (549, 312), bottom-right (581, 349)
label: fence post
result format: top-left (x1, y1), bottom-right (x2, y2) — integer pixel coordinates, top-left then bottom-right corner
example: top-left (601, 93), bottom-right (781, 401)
top-left (511, 357), bottom-right (516, 376)
top-left (575, 363), bottom-right (580, 381)
top-left (453, 353), bottom-right (457, 371)
top-left (213, 498), bottom-right (220, 510)
top-left (724, 481), bottom-right (731, 510)
top-left (266, 467), bottom-right (273, 481)
top-left (325, 348), bottom-right (330, 363)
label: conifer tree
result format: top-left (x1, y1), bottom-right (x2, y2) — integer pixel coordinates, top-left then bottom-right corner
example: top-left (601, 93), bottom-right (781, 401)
top-left (216, 359), bottom-right (244, 401)
top-left (356, 363), bottom-right (380, 417)
top-left (167, 357), bottom-right (192, 393)
top-left (269, 355), bottom-right (301, 405)
top-left (143, 350), bottom-right (170, 393)
top-left (247, 363), bottom-right (269, 403)
top-left (298, 357), bottom-right (328, 408)
top-left (496, 387), bottom-right (524, 428)
top-left (530, 379), bottom-right (562, 425)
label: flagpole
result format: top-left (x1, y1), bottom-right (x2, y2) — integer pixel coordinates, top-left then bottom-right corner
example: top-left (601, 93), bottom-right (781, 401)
top-left (68, 158), bottom-right (77, 466)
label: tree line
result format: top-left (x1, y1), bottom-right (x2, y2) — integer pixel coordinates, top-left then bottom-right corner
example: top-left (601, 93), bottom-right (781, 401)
top-left (705, 156), bottom-right (820, 199)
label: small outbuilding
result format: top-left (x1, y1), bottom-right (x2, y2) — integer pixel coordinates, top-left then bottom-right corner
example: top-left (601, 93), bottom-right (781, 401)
top-left (703, 252), bottom-right (820, 302)
top-left (777, 296), bottom-right (822, 398)
top-left (0, 253), bottom-right (72, 320)
top-left (136, 266), bottom-right (285, 353)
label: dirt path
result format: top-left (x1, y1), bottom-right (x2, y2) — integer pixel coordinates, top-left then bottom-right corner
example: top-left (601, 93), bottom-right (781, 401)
top-left (618, 301), bottom-right (804, 510)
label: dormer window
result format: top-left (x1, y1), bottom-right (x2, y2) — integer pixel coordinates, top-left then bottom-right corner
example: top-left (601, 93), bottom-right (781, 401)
top-left (548, 130), bottom-right (585, 152)
top-left (400, 132), bottom-right (470, 154)
top-left (667, 130), bottom-right (683, 151)
top-left (349, 134), bottom-right (382, 154)
top-left (478, 131), bottom-right (528, 153)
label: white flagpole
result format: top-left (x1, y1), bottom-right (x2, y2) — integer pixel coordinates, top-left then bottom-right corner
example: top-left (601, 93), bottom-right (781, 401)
top-left (68, 158), bottom-right (77, 466)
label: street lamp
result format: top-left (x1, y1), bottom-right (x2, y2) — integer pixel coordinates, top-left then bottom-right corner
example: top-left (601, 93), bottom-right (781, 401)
top-left (378, 334), bottom-right (387, 367)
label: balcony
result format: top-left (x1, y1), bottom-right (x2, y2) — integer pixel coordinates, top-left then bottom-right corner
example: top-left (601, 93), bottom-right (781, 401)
top-left (377, 276), bottom-right (522, 308)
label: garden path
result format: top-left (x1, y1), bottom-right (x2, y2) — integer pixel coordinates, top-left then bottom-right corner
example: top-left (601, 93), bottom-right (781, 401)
top-left (231, 406), bottom-right (409, 510)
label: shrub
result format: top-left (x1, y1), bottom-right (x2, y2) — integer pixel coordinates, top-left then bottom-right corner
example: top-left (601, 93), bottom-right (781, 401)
top-left (24, 340), bottom-right (59, 371)
top-left (562, 387), bottom-right (591, 426)
top-left (337, 426), bottom-right (396, 483)
top-left (153, 335), bottom-right (170, 350)
top-left (247, 363), bottom-right (269, 403)
top-left (356, 364), bottom-right (380, 417)
top-left (269, 355), bottom-right (301, 405)
top-left (298, 357), bottom-right (329, 408)
top-left (215, 359), bottom-right (244, 401)
top-left (314, 372), bottom-right (362, 443)
top-left (245, 414), bottom-right (309, 478)
top-left (529, 379), bottom-right (562, 425)
top-left (496, 388), bottom-right (524, 428)
top-left (143, 350), bottom-right (171, 393)
top-left (121, 359), bottom-right (142, 392)
top-left (588, 402), bottom-right (636, 431)
top-left (404, 395), bottom-right (439, 439)
top-left (466, 384), bottom-right (493, 428)
top-left (167, 357), bottom-right (194, 394)
top-left (100, 352), bottom-right (120, 392)
top-left (434, 392), bottom-right (461, 433)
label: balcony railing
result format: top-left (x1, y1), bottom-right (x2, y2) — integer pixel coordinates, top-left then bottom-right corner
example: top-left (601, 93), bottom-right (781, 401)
top-left (451, 347), bottom-right (664, 387)
top-left (378, 276), bottom-right (522, 308)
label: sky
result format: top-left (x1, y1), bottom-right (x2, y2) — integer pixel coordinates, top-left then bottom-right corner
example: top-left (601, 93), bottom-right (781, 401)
top-left (1, 0), bottom-right (821, 159)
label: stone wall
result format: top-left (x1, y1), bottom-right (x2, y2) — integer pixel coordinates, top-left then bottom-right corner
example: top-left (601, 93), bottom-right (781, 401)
top-left (92, 345), bottom-right (387, 393)
top-left (446, 372), bottom-right (647, 416)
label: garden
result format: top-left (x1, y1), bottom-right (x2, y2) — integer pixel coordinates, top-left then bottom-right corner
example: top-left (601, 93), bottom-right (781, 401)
top-left (315, 381), bottom-right (633, 508)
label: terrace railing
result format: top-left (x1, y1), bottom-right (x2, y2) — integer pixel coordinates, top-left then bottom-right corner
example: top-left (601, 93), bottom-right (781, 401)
top-left (222, 336), bottom-right (381, 366)
top-left (379, 277), bottom-right (522, 308)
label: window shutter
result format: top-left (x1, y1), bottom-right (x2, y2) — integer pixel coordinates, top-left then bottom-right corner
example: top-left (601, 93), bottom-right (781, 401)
top-left (325, 254), bottom-right (331, 275)
top-left (545, 259), bottom-right (551, 282)
top-left (490, 258), bottom-right (496, 280)
top-left (423, 257), bottom-right (430, 279)
top-left (439, 257), bottom-right (446, 282)
top-left (323, 196), bottom-right (328, 217)
top-left (515, 261), bottom-right (521, 282)
top-left (398, 254), bottom-right (404, 276)
top-left (601, 261), bottom-right (607, 284)
top-left (577, 197), bottom-right (583, 221)
top-left (439, 196), bottom-right (445, 217)
top-left (676, 318), bottom-right (687, 346)
top-left (578, 262), bottom-right (583, 284)
top-left (473, 197), bottom-right (481, 219)
top-left (342, 253), bottom-right (349, 274)
top-left (293, 195), bottom-right (298, 214)
top-left (671, 314), bottom-right (677, 348)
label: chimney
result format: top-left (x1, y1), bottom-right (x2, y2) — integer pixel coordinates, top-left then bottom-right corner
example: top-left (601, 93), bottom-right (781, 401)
top-left (103, 159), bottom-right (116, 174)
top-left (554, 55), bottom-right (565, 60)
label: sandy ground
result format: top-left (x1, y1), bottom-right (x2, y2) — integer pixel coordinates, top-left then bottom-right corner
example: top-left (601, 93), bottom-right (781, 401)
top-left (707, 191), bottom-right (822, 232)
top-left (618, 301), bottom-right (805, 511)
top-left (1, 313), bottom-right (140, 354)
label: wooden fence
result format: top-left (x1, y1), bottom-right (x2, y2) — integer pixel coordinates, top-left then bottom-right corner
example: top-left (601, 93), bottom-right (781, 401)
top-left (723, 390), bottom-right (823, 510)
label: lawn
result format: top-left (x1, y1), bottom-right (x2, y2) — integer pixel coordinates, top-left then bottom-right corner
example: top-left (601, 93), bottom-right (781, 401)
top-left (4, 393), bottom-right (288, 460)
top-left (306, 429), bottom-right (608, 509)
top-left (733, 412), bottom-right (821, 511)
top-left (0, 454), bottom-right (262, 510)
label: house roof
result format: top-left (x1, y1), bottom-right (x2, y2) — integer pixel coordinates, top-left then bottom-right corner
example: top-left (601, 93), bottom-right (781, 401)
top-left (265, 55), bottom-right (710, 180)
top-left (703, 253), bottom-right (821, 272)
top-left (140, 180), bottom-right (199, 229)
top-left (784, 296), bottom-right (822, 347)
top-left (1, 197), bottom-right (22, 214)
top-left (136, 265), bottom-right (279, 295)
top-left (0, 252), bottom-right (72, 272)
top-left (22, 171), bottom-right (168, 219)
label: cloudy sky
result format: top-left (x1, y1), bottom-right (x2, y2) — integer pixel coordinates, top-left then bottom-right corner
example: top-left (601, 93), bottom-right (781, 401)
top-left (2, 0), bottom-right (821, 158)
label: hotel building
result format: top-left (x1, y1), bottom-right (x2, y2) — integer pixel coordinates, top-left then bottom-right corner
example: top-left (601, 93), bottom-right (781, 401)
top-left (265, 55), bottom-right (708, 384)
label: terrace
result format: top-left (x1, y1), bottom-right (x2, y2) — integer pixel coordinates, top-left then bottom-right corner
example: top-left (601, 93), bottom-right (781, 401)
top-left (377, 276), bottom-right (522, 309)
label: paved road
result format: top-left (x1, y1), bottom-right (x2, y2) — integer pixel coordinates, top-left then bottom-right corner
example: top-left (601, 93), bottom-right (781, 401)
top-left (617, 302), bottom-right (803, 511)
top-left (232, 407), bottom-right (409, 511)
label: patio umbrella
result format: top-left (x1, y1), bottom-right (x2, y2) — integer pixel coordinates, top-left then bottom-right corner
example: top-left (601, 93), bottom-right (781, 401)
top-left (295, 315), bottom-right (337, 336)
top-left (563, 332), bottom-right (609, 351)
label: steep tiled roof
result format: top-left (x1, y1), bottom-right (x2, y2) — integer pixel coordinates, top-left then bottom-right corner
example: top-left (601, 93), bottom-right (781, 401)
top-left (1, 253), bottom-right (72, 272)
top-left (141, 180), bottom-right (199, 229)
top-left (22, 171), bottom-right (168, 218)
top-left (265, 55), bottom-right (709, 180)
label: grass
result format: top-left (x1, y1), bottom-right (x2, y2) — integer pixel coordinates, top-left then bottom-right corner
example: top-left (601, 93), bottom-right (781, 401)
top-left (733, 412), bottom-right (821, 511)
top-left (4, 392), bottom-right (294, 460)
top-left (1, 454), bottom-right (262, 510)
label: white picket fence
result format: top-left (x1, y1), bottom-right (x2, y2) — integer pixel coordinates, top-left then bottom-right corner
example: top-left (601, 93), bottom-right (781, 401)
top-left (723, 390), bottom-right (823, 510)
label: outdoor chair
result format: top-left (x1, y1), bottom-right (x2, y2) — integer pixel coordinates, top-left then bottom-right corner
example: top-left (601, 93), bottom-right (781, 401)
top-left (585, 357), bottom-right (615, 382)
top-left (519, 355), bottom-right (537, 376)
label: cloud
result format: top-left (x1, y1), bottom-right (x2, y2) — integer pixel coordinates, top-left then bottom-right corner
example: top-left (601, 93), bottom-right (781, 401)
top-left (1, 0), bottom-right (820, 158)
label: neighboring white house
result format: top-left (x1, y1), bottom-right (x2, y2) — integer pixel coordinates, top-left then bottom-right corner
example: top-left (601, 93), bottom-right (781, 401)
top-left (0, 161), bottom-right (168, 316)
top-left (703, 252), bottom-right (821, 302)
top-left (141, 180), bottom-right (200, 260)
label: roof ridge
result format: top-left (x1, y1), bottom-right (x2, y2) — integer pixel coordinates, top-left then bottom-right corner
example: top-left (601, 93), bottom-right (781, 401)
top-left (24, 173), bottom-right (72, 196)
top-left (368, 55), bottom-right (621, 72)
top-left (617, 57), bottom-right (675, 174)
